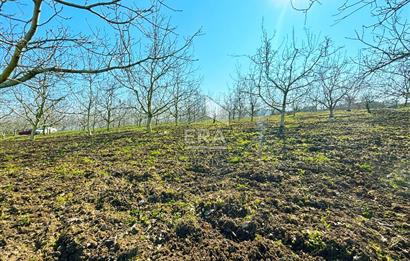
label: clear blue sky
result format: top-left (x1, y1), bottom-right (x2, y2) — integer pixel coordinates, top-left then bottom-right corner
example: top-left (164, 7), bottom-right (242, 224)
top-left (163, 0), bottom-right (375, 96)
top-left (8, 0), bottom-right (376, 96)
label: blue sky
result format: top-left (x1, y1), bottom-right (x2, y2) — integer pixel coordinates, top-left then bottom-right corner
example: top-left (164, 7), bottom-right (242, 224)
top-left (163, 0), bottom-right (375, 96)
top-left (6, 0), bottom-right (377, 96)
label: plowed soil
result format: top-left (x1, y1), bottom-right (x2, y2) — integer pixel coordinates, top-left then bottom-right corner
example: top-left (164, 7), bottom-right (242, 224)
top-left (0, 110), bottom-right (409, 260)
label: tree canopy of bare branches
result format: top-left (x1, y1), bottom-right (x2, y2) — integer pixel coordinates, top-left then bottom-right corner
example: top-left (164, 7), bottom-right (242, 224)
top-left (0, 0), bottom-right (177, 89)
top-left (11, 73), bottom-right (66, 139)
top-left (296, 0), bottom-right (410, 72)
top-left (383, 60), bottom-right (410, 106)
top-left (117, 13), bottom-right (199, 131)
top-left (251, 26), bottom-right (330, 135)
top-left (314, 46), bottom-right (352, 118)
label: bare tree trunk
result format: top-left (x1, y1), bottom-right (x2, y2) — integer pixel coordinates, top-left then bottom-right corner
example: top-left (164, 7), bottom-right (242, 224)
top-left (175, 104), bottom-right (179, 126)
top-left (86, 114), bottom-right (93, 135)
top-left (147, 114), bottom-right (152, 132)
top-left (366, 101), bottom-right (372, 114)
top-left (278, 93), bottom-right (287, 137)
top-left (347, 99), bottom-right (352, 111)
top-left (86, 96), bottom-right (93, 136)
top-left (92, 114), bottom-right (97, 133)
top-left (250, 104), bottom-right (255, 122)
top-left (30, 118), bottom-right (40, 140)
top-left (279, 111), bottom-right (285, 135)
top-left (30, 96), bottom-right (46, 141)
top-left (106, 110), bottom-right (111, 131)
top-left (30, 122), bottom-right (38, 140)
top-left (329, 107), bottom-right (335, 118)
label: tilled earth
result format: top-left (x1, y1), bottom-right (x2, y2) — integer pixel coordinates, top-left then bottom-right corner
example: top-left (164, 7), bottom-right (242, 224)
top-left (0, 110), bottom-right (409, 260)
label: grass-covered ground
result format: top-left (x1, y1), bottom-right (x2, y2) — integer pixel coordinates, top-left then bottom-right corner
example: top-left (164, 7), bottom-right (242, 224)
top-left (0, 110), bottom-right (409, 260)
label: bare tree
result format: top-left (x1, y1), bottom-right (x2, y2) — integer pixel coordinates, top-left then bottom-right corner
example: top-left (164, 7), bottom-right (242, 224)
top-left (244, 68), bottom-right (262, 121)
top-left (168, 61), bottom-right (200, 126)
top-left (308, 87), bottom-right (321, 112)
top-left (223, 88), bottom-right (236, 123)
top-left (115, 99), bottom-right (134, 128)
top-left (232, 83), bottom-right (246, 121)
top-left (232, 66), bottom-right (261, 122)
top-left (344, 84), bottom-right (361, 111)
top-left (354, 13), bottom-right (410, 73)
top-left (81, 74), bottom-right (99, 135)
top-left (0, 90), bottom-right (12, 121)
top-left (289, 93), bottom-right (307, 116)
top-left (298, 0), bottom-right (410, 72)
top-left (0, 0), bottom-right (192, 89)
top-left (118, 14), bottom-right (199, 132)
top-left (314, 48), bottom-right (352, 118)
top-left (98, 80), bottom-right (120, 131)
top-left (362, 91), bottom-right (375, 114)
top-left (170, 82), bottom-right (201, 126)
top-left (384, 60), bottom-right (410, 106)
top-left (252, 26), bottom-right (330, 135)
top-left (0, 90), bottom-right (13, 137)
top-left (69, 53), bottom-right (104, 135)
top-left (11, 74), bottom-right (66, 140)
top-left (358, 77), bottom-right (382, 114)
top-left (184, 91), bottom-right (206, 123)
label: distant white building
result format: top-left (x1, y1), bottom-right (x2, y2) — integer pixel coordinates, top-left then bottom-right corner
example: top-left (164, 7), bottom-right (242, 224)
top-left (204, 96), bottom-right (229, 123)
top-left (35, 127), bottom-right (58, 135)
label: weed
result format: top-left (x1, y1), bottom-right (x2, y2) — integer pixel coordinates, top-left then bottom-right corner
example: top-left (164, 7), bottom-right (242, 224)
top-left (370, 242), bottom-right (393, 261)
top-left (273, 239), bottom-right (284, 247)
top-left (361, 206), bottom-right (374, 219)
top-left (386, 170), bottom-right (408, 189)
top-left (150, 150), bottom-right (161, 156)
top-left (304, 153), bottom-right (330, 165)
top-left (96, 170), bottom-right (109, 177)
top-left (358, 163), bottom-right (373, 172)
top-left (237, 138), bottom-right (251, 147)
top-left (235, 183), bottom-right (248, 190)
top-left (304, 229), bottom-right (326, 254)
top-left (17, 215), bottom-right (31, 226)
top-left (320, 212), bottom-right (331, 230)
top-left (80, 157), bottom-right (95, 164)
top-left (56, 192), bottom-right (74, 206)
top-left (229, 156), bottom-right (241, 164)
top-left (2, 163), bottom-right (20, 172)
top-left (178, 156), bottom-right (189, 162)
top-left (54, 163), bottom-right (85, 176)
top-left (354, 216), bottom-right (368, 223)
top-left (297, 169), bottom-right (306, 176)
top-left (130, 209), bottom-right (150, 226)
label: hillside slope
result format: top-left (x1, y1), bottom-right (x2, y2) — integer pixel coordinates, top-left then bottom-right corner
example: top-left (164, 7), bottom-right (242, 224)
top-left (0, 110), bottom-right (409, 260)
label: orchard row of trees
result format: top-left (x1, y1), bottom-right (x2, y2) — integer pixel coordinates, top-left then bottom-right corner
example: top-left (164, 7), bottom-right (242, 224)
top-left (0, 1), bottom-right (206, 138)
top-left (0, 0), bottom-right (409, 139)
top-left (224, 0), bottom-right (410, 135)
top-left (226, 31), bottom-right (409, 129)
